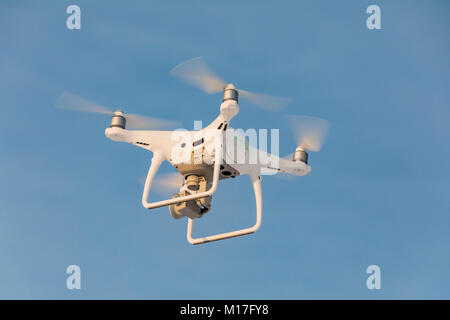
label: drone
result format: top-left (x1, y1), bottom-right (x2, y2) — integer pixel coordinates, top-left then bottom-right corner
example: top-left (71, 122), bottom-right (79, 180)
top-left (57, 57), bottom-right (330, 245)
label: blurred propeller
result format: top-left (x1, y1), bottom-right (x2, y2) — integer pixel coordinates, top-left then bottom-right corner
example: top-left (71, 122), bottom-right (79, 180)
top-left (286, 115), bottom-right (330, 152)
top-left (56, 92), bottom-right (181, 129)
top-left (170, 57), bottom-right (226, 94)
top-left (138, 172), bottom-right (184, 196)
top-left (238, 89), bottom-right (293, 112)
top-left (170, 56), bottom-right (292, 111)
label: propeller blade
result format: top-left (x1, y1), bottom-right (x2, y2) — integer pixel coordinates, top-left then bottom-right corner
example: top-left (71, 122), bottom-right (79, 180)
top-left (286, 115), bottom-right (330, 152)
top-left (139, 173), bottom-right (184, 196)
top-left (170, 57), bottom-right (226, 94)
top-left (57, 92), bottom-right (181, 130)
top-left (170, 57), bottom-right (293, 111)
top-left (56, 92), bottom-right (113, 115)
top-left (238, 89), bottom-right (292, 112)
top-left (125, 114), bottom-right (181, 130)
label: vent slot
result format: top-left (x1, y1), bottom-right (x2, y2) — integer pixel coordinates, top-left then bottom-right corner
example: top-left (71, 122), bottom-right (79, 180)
top-left (193, 138), bottom-right (204, 147)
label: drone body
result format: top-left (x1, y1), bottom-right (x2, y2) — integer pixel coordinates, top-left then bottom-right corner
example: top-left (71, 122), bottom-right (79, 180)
top-left (58, 57), bottom-right (329, 245)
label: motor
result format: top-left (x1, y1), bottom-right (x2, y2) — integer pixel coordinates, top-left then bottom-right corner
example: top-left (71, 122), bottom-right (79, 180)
top-left (293, 147), bottom-right (308, 164)
top-left (110, 110), bottom-right (126, 129)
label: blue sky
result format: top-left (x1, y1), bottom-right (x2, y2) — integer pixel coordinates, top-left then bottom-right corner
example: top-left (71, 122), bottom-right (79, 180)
top-left (0, 0), bottom-right (449, 299)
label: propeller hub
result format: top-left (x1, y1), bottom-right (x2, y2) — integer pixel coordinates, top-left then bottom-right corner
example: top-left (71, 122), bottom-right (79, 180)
top-left (293, 148), bottom-right (308, 164)
top-left (223, 83), bottom-right (239, 103)
top-left (110, 110), bottom-right (126, 129)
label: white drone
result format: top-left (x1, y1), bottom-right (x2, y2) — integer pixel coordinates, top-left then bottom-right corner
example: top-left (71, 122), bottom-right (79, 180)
top-left (57, 57), bottom-right (330, 245)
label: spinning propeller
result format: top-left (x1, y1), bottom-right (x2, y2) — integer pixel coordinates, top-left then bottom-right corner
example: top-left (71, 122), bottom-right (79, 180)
top-left (170, 57), bottom-right (293, 111)
top-left (56, 92), bottom-right (181, 129)
top-left (286, 115), bottom-right (330, 152)
top-left (283, 115), bottom-right (330, 167)
top-left (139, 172), bottom-right (184, 196)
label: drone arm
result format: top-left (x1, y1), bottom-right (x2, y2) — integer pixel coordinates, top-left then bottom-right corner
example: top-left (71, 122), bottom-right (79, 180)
top-left (186, 172), bottom-right (262, 245)
top-left (142, 141), bottom-right (223, 210)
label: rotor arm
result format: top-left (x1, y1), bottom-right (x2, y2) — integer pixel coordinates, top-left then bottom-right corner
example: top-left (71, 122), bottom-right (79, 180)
top-left (186, 172), bottom-right (262, 245)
